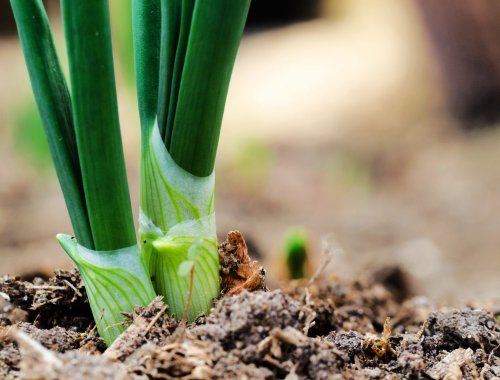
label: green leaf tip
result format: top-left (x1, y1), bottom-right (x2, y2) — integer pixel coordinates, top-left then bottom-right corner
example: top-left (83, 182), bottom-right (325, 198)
top-left (284, 227), bottom-right (309, 280)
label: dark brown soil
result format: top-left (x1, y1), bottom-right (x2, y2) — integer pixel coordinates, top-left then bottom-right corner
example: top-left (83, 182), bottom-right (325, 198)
top-left (1, 264), bottom-right (499, 380)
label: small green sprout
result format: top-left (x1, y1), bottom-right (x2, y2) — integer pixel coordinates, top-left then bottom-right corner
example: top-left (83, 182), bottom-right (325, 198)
top-left (284, 227), bottom-right (309, 280)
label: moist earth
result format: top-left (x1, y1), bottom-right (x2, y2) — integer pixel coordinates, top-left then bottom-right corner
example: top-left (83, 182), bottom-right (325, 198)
top-left (1, 231), bottom-right (499, 380)
top-left (1, 266), bottom-right (499, 379)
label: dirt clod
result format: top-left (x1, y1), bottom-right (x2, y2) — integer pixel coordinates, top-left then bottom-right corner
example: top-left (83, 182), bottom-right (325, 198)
top-left (424, 309), bottom-right (500, 353)
top-left (0, 268), bottom-right (92, 331)
top-left (104, 297), bottom-right (178, 362)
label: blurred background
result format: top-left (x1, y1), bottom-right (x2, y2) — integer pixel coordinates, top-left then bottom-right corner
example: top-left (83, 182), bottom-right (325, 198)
top-left (1, 0), bottom-right (499, 305)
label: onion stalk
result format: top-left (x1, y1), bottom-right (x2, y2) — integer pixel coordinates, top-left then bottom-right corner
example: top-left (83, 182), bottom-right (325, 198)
top-left (135, 0), bottom-right (250, 320)
top-left (11, 0), bottom-right (155, 345)
top-left (11, 0), bottom-right (250, 343)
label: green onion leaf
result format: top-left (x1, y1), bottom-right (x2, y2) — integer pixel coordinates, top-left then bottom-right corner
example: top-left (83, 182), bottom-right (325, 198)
top-left (133, 0), bottom-right (162, 136)
top-left (169, 0), bottom-right (251, 176)
top-left (61, 0), bottom-right (136, 250)
top-left (10, 0), bottom-right (94, 249)
top-left (156, 0), bottom-right (181, 141)
top-left (162, 0), bottom-right (194, 147)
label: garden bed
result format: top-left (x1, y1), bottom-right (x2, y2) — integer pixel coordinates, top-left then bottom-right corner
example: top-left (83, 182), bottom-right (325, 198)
top-left (1, 234), bottom-right (499, 379)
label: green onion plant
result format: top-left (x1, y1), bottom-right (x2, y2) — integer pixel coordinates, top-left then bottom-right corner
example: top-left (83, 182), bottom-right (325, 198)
top-left (10, 0), bottom-right (250, 345)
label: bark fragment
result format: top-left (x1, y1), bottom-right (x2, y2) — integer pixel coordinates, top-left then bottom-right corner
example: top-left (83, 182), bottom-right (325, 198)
top-left (218, 230), bottom-right (267, 296)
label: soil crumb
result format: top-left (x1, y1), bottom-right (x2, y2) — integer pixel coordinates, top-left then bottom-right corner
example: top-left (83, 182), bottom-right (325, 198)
top-left (1, 253), bottom-right (499, 378)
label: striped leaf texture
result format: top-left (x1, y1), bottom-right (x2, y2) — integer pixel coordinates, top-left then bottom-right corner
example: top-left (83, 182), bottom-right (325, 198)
top-left (57, 235), bottom-right (156, 345)
top-left (139, 122), bottom-right (218, 320)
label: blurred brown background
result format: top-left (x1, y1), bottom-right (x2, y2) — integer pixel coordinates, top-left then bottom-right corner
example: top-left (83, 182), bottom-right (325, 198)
top-left (1, 0), bottom-right (499, 305)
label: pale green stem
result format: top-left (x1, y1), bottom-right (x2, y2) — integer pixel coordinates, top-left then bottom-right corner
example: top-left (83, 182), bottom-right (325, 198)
top-left (140, 122), bottom-right (219, 320)
top-left (57, 235), bottom-right (156, 345)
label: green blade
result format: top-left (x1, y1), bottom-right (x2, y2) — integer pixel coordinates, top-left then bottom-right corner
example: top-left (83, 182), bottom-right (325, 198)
top-left (61, 0), bottom-right (136, 250)
top-left (133, 0), bottom-right (161, 137)
top-left (169, 0), bottom-right (251, 177)
top-left (10, 0), bottom-right (94, 249)
top-left (163, 0), bottom-right (194, 147)
top-left (156, 0), bottom-right (181, 141)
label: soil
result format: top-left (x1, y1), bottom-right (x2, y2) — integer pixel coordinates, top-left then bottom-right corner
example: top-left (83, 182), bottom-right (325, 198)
top-left (1, 235), bottom-right (499, 380)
